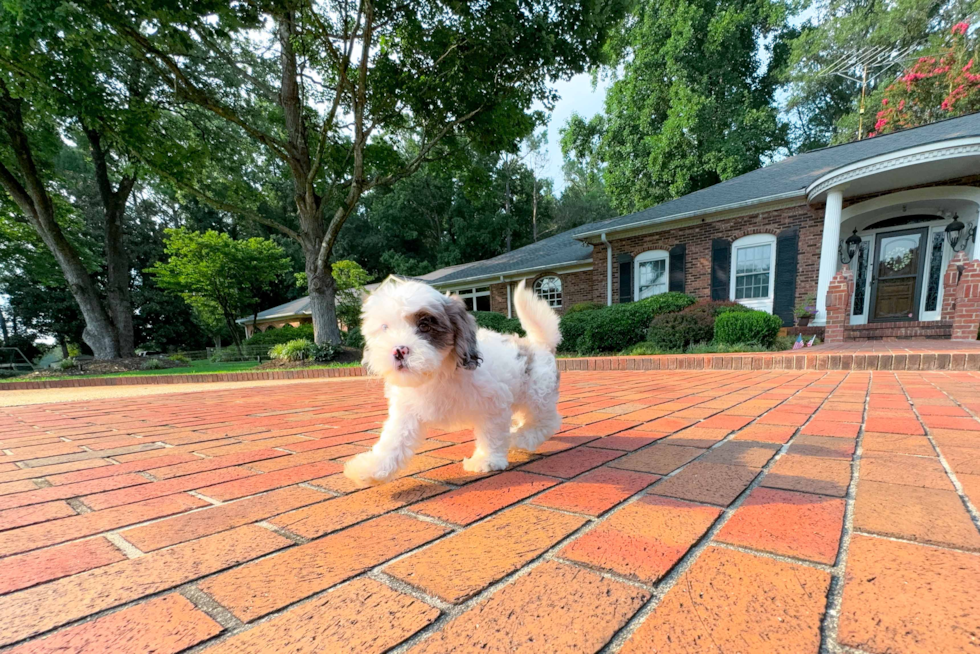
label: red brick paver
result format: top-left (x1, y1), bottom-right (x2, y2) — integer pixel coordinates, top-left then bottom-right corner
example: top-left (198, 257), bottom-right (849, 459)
top-left (1, 368), bottom-right (979, 652)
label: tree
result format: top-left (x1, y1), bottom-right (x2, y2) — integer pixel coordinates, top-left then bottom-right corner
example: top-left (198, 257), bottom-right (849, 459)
top-left (869, 23), bottom-right (980, 136)
top-left (331, 260), bottom-right (372, 331)
top-left (147, 229), bottom-right (292, 352)
top-left (83, 0), bottom-right (626, 344)
top-left (783, 0), bottom-right (975, 148)
top-left (555, 113), bottom-right (616, 231)
top-left (595, 0), bottom-right (791, 213)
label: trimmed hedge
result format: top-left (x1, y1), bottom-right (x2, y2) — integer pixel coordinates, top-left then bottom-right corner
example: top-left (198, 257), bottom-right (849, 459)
top-left (472, 311), bottom-right (525, 336)
top-left (568, 292), bottom-right (695, 355)
top-left (646, 300), bottom-right (753, 351)
top-left (714, 310), bottom-right (783, 348)
top-left (564, 301), bottom-right (604, 316)
top-left (244, 324), bottom-right (314, 347)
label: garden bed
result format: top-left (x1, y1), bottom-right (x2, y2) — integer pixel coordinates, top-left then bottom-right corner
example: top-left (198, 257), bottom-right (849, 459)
top-left (10, 357), bottom-right (189, 380)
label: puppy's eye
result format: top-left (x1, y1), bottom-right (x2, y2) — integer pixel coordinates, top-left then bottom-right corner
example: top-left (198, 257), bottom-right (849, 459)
top-left (381, 324), bottom-right (388, 332)
top-left (418, 319), bottom-right (431, 333)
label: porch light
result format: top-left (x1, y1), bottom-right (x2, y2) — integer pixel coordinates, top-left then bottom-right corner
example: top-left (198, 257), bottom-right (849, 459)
top-left (945, 215), bottom-right (977, 253)
top-left (839, 229), bottom-right (862, 264)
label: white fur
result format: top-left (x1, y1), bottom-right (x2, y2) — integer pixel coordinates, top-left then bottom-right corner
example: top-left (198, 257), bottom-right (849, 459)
top-left (344, 277), bottom-right (562, 487)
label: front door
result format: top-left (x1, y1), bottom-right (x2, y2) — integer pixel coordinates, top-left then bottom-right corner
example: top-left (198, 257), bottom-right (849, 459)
top-left (869, 228), bottom-right (928, 322)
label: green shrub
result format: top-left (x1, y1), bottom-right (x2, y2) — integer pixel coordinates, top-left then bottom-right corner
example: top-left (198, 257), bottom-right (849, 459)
top-left (167, 352), bottom-right (191, 364)
top-left (621, 342), bottom-right (671, 356)
top-left (58, 358), bottom-right (77, 370)
top-left (571, 292), bottom-right (695, 355)
top-left (269, 339), bottom-right (315, 361)
top-left (686, 341), bottom-right (761, 354)
top-left (472, 311), bottom-right (525, 336)
top-left (342, 326), bottom-right (364, 349)
top-left (564, 301), bottom-right (604, 316)
top-left (142, 358), bottom-right (164, 370)
top-left (715, 311), bottom-right (783, 348)
top-left (245, 324), bottom-right (315, 347)
top-left (647, 310), bottom-right (715, 351)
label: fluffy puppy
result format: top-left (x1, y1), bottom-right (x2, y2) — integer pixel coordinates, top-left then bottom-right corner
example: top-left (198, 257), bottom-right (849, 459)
top-left (344, 277), bottom-right (562, 487)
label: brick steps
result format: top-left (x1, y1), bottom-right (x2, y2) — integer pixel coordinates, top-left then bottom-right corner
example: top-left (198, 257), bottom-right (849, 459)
top-left (845, 321), bottom-right (952, 342)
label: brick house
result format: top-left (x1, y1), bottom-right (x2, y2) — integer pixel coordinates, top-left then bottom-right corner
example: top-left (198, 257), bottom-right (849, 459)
top-left (248, 113), bottom-right (980, 342)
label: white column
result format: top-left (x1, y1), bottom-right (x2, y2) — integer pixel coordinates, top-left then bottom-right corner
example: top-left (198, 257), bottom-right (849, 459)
top-left (814, 187), bottom-right (845, 326)
top-left (506, 282), bottom-right (512, 318)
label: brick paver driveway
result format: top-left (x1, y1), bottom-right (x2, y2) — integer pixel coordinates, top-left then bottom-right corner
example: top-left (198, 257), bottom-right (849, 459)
top-left (1, 370), bottom-right (978, 654)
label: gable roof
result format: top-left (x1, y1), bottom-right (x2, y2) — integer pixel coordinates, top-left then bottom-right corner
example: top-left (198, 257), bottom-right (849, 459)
top-left (574, 111), bottom-right (980, 239)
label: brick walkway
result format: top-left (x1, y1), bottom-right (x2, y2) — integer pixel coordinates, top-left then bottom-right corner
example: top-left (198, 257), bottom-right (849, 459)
top-left (1, 371), bottom-right (978, 654)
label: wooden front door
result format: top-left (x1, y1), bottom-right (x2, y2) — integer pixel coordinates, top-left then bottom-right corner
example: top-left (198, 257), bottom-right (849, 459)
top-left (869, 228), bottom-right (928, 322)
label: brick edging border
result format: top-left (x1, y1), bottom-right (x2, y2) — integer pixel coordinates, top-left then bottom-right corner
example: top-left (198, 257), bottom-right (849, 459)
top-left (4, 350), bottom-right (978, 391)
top-left (555, 351), bottom-right (980, 372)
top-left (0, 365), bottom-right (368, 391)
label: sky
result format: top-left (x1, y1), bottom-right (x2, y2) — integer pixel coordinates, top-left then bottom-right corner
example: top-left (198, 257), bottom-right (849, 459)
top-left (538, 74), bottom-right (612, 194)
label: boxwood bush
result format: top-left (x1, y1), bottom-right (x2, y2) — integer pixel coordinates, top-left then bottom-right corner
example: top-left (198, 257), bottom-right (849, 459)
top-left (569, 292), bottom-right (695, 355)
top-left (472, 311), bottom-right (525, 336)
top-left (646, 300), bottom-right (753, 351)
top-left (244, 324), bottom-right (315, 347)
top-left (714, 310), bottom-right (783, 348)
top-left (564, 301), bottom-right (604, 315)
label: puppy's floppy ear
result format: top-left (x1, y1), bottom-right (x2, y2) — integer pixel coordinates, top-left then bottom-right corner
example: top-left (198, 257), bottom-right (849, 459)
top-left (444, 295), bottom-right (481, 370)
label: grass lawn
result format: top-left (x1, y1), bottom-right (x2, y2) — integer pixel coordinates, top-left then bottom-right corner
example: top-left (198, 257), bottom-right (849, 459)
top-left (1, 359), bottom-right (360, 383)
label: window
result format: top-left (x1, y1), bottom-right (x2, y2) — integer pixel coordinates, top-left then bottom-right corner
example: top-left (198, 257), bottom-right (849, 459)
top-left (455, 287), bottom-right (491, 312)
top-left (634, 250), bottom-right (669, 300)
top-left (730, 234), bottom-right (776, 311)
top-left (534, 276), bottom-right (562, 309)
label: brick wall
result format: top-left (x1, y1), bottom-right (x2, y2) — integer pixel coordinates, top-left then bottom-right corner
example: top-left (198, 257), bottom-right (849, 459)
top-left (487, 269), bottom-right (594, 317)
top-left (593, 204), bottom-right (823, 307)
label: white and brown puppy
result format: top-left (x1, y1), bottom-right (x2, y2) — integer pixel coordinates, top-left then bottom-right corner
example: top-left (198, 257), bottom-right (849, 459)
top-left (344, 277), bottom-right (562, 487)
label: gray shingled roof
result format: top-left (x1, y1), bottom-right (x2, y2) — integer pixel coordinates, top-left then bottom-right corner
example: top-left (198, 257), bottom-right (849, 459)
top-left (575, 112), bottom-right (980, 238)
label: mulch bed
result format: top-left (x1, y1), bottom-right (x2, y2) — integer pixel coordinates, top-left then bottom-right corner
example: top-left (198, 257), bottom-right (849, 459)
top-left (15, 357), bottom-right (188, 379)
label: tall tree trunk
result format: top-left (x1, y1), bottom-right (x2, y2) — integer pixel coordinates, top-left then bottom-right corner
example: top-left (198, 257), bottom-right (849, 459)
top-left (532, 176), bottom-right (538, 242)
top-left (0, 87), bottom-right (120, 359)
top-left (0, 306), bottom-right (8, 343)
top-left (84, 127), bottom-right (136, 357)
top-left (59, 337), bottom-right (69, 360)
top-left (305, 250), bottom-right (341, 345)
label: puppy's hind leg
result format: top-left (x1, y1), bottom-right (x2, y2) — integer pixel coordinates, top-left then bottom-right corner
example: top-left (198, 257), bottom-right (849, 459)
top-left (511, 403), bottom-right (561, 453)
top-left (463, 414), bottom-right (511, 473)
top-left (344, 411), bottom-right (423, 488)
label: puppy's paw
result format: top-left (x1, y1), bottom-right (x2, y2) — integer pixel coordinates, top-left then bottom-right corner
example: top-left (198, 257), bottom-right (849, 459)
top-left (343, 451), bottom-right (389, 488)
top-left (462, 453), bottom-right (508, 473)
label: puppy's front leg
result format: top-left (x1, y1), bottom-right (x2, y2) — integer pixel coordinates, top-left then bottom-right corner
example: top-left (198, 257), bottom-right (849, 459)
top-left (463, 414), bottom-right (511, 473)
top-left (344, 409), bottom-right (423, 488)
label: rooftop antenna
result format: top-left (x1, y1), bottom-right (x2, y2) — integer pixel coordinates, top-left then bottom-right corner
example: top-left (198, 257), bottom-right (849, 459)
top-left (818, 43), bottom-right (921, 140)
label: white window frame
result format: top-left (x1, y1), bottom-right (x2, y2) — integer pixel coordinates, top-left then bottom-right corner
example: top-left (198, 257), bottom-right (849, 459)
top-left (455, 286), bottom-right (491, 312)
top-left (634, 250), bottom-right (670, 300)
top-left (534, 276), bottom-right (563, 310)
top-left (730, 234), bottom-right (777, 312)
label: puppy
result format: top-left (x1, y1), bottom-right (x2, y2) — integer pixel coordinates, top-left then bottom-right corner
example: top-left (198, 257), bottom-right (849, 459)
top-left (344, 277), bottom-right (562, 487)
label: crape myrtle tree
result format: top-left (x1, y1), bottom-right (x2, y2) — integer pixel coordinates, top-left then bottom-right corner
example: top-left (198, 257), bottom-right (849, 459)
top-left (83, 0), bottom-right (627, 344)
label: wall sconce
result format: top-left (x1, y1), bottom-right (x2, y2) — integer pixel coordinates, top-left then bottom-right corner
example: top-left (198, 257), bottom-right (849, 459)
top-left (839, 229), bottom-right (862, 264)
top-left (945, 214), bottom-right (977, 253)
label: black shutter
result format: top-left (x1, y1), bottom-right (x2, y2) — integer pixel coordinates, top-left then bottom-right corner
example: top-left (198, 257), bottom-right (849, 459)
top-left (669, 244), bottom-right (686, 293)
top-left (710, 239), bottom-right (731, 301)
top-left (617, 253), bottom-right (633, 303)
top-left (773, 227), bottom-right (799, 327)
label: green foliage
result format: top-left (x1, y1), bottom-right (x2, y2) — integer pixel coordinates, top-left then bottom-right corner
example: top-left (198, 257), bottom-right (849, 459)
top-left (342, 326), bottom-right (364, 349)
top-left (555, 114), bottom-right (616, 232)
top-left (142, 358), bottom-right (164, 370)
top-left (167, 353), bottom-right (191, 363)
top-left (595, 0), bottom-right (791, 213)
top-left (147, 228), bottom-right (291, 350)
top-left (620, 342), bottom-right (671, 356)
top-left (332, 260), bottom-right (371, 331)
top-left (472, 311), bottom-right (526, 336)
top-left (244, 324), bottom-right (315, 348)
top-left (567, 292), bottom-right (696, 355)
top-left (564, 301), bottom-right (604, 316)
top-left (647, 310), bottom-right (715, 351)
top-left (794, 293), bottom-right (817, 319)
top-left (269, 339), bottom-right (315, 362)
top-left (715, 311), bottom-right (783, 347)
top-left (59, 358), bottom-right (77, 370)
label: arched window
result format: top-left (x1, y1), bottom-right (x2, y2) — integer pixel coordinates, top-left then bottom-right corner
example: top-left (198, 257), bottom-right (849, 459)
top-left (634, 250), bottom-right (669, 300)
top-left (730, 234), bottom-right (777, 312)
top-left (534, 276), bottom-right (562, 309)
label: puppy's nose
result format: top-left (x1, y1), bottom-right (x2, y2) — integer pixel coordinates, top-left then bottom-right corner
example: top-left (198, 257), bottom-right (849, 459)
top-left (392, 346), bottom-right (410, 361)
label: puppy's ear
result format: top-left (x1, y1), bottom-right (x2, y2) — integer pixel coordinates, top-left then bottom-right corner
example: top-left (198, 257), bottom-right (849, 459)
top-left (444, 296), bottom-right (481, 370)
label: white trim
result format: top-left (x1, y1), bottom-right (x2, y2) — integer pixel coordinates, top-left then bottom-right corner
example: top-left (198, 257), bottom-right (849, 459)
top-left (574, 190), bottom-right (806, 241)
top-left (806, 137), bottom-right (980, 201)
top-left (730, 234), bottom-right (777, 312)
top-left (432, 260), bottom-right (593, 290)
top-left (602, 233), bottom-right (612, 306)
top-left (634, 250), bottom-right (670, 300)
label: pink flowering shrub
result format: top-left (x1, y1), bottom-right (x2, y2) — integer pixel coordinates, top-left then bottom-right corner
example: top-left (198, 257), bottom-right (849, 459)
top-left (873, 23), bottom-right (979, 135)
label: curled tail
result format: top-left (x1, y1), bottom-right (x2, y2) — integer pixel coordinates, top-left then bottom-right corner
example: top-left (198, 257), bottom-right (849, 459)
top-left (513, 279), bottom-right (562, 352)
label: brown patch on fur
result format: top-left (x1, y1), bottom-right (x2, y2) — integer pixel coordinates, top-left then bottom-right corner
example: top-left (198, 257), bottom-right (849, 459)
top-left (414, 310), bottom-right (454, 351)
top-left (442, 297), bottom-right (482, 370)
